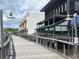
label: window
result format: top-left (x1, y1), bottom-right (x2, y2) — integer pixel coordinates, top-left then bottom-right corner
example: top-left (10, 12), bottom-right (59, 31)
top-left (55, 26), bottom-right (61, 31)
top-left (55, 26), bottom-right (68, 31)
top-left (56, 9), bottom-right (58, 13)
top-left (75, 1), bottom-right (79, 10)
top-left (61, 4), bottom-right (64, 12)
top-left (55, 9), bottom-right (56, 13)
top-left (58, 7), bottom-right (60, 13)
top-left (65, 3), bottom-right (67, 11)
top-left (53, 10), bottom-right (55, 13)
top-left (61, 26), bottom-right (67, 31)
top-left (49, 27), bottom-right (54, 31)
top-left (45, 28), bottom-right (48, 31)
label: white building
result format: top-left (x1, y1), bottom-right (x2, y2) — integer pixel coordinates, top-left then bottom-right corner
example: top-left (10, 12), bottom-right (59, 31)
top-left (20, 12), bottom-right (45, 34)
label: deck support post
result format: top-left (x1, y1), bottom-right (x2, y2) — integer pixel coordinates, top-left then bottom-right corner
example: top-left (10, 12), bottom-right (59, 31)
top-left (54, 41), bottom-right (57, 50)
top-left (68, 45), bottom-right (70, 55)
top-left (49, 41), bottom-right (52, 48)
top-left (63, 44), bottom-right (66, 56)
top-left (45, 40), bottom-right (47, 47)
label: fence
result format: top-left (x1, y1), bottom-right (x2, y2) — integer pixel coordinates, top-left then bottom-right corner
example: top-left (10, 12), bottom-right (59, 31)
top-left (20, 34), bottom-right (79, 59)
top-left (0, 34), bottom-right (11, 59)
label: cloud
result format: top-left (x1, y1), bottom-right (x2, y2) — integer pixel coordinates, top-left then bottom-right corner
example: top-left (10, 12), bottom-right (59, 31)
top-left (3, 18), bottom-right (20, 28)
top-left (0, 0), bottom-right (50, 28)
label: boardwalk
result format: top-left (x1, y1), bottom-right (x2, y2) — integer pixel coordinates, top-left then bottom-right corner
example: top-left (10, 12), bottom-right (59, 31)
top-left (10, 35), bottom-right (66, 59)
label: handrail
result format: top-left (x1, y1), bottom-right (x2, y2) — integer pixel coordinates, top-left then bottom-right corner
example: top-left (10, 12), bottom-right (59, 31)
top-left (3, 35), bottom-right (10, 47)
top-left (0, 35), bottom-right (10, 47)
top-left (25, 35), bottom-right (74, 45)
top-left (20, 34), bottom-right (78, 59)
top-left (24, 35), bottom-right (75, 59)
top-left (0, 35), bottom-right (11, 59)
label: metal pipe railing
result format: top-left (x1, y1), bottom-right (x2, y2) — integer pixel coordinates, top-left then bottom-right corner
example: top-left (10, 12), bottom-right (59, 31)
top-left (0, 35), bottom-right (11, 59)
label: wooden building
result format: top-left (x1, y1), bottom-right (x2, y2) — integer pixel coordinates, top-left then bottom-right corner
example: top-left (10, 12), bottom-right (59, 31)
top-left (36, 0), bottom-right (79, 58)
top-left (36, 0), bottom-right (79, 40)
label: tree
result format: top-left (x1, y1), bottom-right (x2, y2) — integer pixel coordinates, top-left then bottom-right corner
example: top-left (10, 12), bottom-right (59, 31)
top-left (4, 28), bottom-right (18, 33)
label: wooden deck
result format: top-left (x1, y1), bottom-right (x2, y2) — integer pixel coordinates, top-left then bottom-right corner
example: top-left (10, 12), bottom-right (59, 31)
top-left (9, 35), bottom-right (66, 59)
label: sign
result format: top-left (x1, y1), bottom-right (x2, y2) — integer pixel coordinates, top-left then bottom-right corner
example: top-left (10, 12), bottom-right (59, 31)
top-left (74, 37), bottom-right (78, 44)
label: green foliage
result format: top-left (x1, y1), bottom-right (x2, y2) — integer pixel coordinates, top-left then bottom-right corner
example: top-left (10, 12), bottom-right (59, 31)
top-left (4, 28), bottom-right (18, 33)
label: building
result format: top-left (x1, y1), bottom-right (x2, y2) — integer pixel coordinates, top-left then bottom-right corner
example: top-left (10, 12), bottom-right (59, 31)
top-left (36, 0), bottom-right (79, 58)
top-left (36, 0), bottom-right (79, 40)
top-left (18, 15), bottom-right (28, 35)
top-left (27, 12), bottom-right (45, 34)
top-left (19, 12), bottom-right (45, 35)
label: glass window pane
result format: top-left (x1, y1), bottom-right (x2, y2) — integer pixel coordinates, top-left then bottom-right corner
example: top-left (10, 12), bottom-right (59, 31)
top-left (65, 3), bottom-right (67, 11)
top-left (61, 26), bottom-right (67, 31)
top-left (75, 1), bottom-right (79, 10)
top-left (55, 26), bottom-right (61, 31)
top-left (61, 4), bottom-right (63, 12)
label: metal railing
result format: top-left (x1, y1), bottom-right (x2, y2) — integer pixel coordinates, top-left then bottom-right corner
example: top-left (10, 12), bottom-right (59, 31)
top-left (0, 34), bottom-right (11, 59)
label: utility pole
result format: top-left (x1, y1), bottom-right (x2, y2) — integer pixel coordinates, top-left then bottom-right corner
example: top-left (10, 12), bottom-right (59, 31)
top-left (0, 10), bottom-right (3, 59)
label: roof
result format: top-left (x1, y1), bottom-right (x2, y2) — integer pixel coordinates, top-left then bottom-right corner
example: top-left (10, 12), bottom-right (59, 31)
top-left (40, 0), bottom-right (52, 12)
top-left (37, 14), bottom-right (67, 25)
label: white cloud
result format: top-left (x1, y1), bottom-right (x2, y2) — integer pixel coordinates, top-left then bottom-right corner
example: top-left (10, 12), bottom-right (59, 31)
top-left (3, 16), bottom-right (8, 22)
top-left (0, 0), bottom-right (50, 28)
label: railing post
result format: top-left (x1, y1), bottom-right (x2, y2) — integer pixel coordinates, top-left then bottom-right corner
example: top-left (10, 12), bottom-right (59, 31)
top-left (36, 36), bottom-right (38, 43)
top-left (68, 45), bottom-right (70, 56)
top-left (63, 44), bottom-right (66, 56)
top-left (49, 41), bottom-right (52, 48)
top-left (73, 44), bottom-right (78, 59)
top-left (45, 40), bottom-right (47, 47)
top-left (54, 41), bottom-right (57, 50)
top-left (40, 39), bottom-right (41, 44)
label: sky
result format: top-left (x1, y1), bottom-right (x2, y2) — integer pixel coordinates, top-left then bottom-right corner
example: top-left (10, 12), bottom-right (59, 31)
top-left (0, 0), bottom-right (50, 28)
